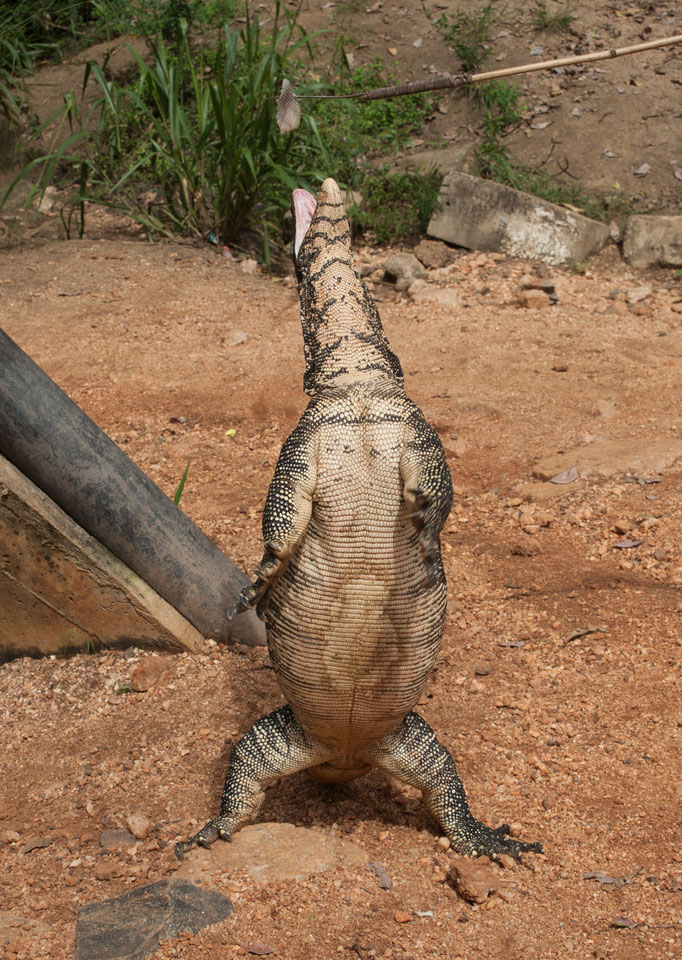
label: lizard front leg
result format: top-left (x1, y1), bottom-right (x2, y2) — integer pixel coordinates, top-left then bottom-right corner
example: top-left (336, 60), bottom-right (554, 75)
top-left (230, 415), bottom-right (318, 619)
top-left (365, 712), bottom-right (543, 861)
top-left (175, 706), bottom-right (333, 858)
top-left (400, 407), bottom-right (453, 587)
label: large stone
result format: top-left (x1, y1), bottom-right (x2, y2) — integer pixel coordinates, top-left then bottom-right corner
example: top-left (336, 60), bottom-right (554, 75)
top-left (623, 215), bottom-right (682, 269)
top-left (0, 454), bottom-right (204, 659)
top-left (428, 172), bottom-right (609, 265)
top-left (177, 822), bottom-right (368, 884)
top-left (74, 879), bottom-right (233, 960)
top-left (532, 439), bottom-right (682, 481)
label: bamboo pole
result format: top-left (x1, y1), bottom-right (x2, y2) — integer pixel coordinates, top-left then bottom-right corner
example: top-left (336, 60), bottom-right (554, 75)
top-left (313, 34), bottom-right (682, 101)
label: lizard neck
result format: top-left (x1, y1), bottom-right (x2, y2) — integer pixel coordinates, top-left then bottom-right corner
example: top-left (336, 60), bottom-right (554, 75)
top-left (294, 180), bottom-right (403, 395)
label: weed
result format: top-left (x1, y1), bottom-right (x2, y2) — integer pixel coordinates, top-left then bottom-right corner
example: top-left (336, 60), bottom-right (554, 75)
top-left (14, 2), bottom-right (332, 245)
top-left (114, 682), bottom-right (133, 694)
top-left (349, 166), bottom-right (441, 245)
top-left (173, 461), bottom-right (190, 505)
top-left (571, 261), bottom-right (587, 275)
top-left (473, 79), bottom-right (524, 180)
top-left (435, 2), bottom-right (499, 72)
top-left (315, 57), bottom-right (438, 189)
top-left (532, 2), bottom-right (576, 33)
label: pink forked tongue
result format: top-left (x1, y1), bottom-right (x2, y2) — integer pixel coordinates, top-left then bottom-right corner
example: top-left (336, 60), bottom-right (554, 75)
top-left (292, 188), bottom-right (317, 258)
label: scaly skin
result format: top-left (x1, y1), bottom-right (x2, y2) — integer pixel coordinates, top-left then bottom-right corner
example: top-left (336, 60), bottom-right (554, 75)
top-left (175, 179), bottom-right (542, 863)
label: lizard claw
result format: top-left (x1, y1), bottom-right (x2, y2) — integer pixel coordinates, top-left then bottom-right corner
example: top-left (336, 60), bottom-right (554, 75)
top-left (174, 817), bottom-right (233, 859)
top-left (448, 814), bottom-right (543, 862)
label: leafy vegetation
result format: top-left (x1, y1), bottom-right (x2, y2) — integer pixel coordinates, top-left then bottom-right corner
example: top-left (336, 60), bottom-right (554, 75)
top-left (532, 2), bottom-right (576, 33)
top-left (348, 166), bottom-right (441, 245)
top-left (3, 3), bottom-right (439, 249)
top-left (434, 2), bottom-right (499, 72)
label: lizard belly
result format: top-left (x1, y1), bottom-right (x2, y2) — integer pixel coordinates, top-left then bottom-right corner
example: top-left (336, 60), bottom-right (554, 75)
top-left (265, 515), bottom-right (447, 752)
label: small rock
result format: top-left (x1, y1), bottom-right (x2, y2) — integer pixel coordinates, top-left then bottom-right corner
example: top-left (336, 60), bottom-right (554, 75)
top-left (368, 862), bottom-right (392, 889)
top-left (394, 911), bottom-right (412, 924)
top-left (511, 536), bottom-right (542, 557)
top-left (228, 329), bottom-right (248, 346)
top-left (37, 186), bottom-right (58, 215)
top-left (629, 303), bottom-right (652, 316)
top-left (474, 663), bottom-right (492, 676)
top-left (518, 289), bottom-right (550, 309)
top-left (437, 836), bottom-right (451, 850)
top-left (552, 361), bottom-right (568, 372)
top-left (384, 253), bottom-right (426, 289)
top-left (239, 258), bottom-right (258, 275)
top-left (613, 520), bottom-right (631, 535)
top-left (94, 862), bottom-right (128, 881)
top-left (409, 286), bottom-right (459, 308)
top-left (99, 829), bottom-right (137, 850)
top-left (2, 830), bottom-right (20, 844)
top-left (413, 238), bottom-right (454, 270)
top-left (130, 655), bottom-right (176, 692)
top-left (177, 822), bottom-right (367, 882)
top-left (75, 879), bottom-right (234, 959)
top-left (626, 285), bottom-right (653, 305)
top-left (240, 944), bottom-right (275, 956)
top-left (125, 814), bottom-right (151, 841)
top-left (469, 679), bottom-right (485, 694)
top-left (20, 836), bottom-right (54, 854)
top-left (448, 855), bottom-right (498, 903)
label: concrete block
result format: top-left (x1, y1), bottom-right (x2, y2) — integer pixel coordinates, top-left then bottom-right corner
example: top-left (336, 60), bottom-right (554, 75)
top-left (428, 171), bottom-right (610, 265)
top-left (623, 215), bottom-right (682, 269)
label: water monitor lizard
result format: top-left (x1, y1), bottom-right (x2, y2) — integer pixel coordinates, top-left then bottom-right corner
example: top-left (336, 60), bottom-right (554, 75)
top-left (176, 178), bottom-right (542, 862)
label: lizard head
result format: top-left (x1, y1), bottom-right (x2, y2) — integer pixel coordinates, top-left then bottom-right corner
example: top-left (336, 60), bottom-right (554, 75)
top-left (291, 178), bottom-right (403, 395)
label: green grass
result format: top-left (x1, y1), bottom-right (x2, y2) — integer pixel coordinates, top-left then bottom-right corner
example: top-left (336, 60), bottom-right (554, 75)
top-left (532, 2), bottom-right (577, 33)
top-left (434, 2), bottom-right (499, 72)
top-left (348, 166), bottom-right (442, 245)
top-left (2, 8), bottom-right (440, 252)
top-left (173, 461), bottom-right (190, 505)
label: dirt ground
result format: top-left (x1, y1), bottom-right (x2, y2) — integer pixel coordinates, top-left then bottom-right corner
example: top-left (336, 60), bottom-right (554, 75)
top-left (1, 227), bottom-right (682, 959)
top-left (1, 2), bottom-right (682, 959)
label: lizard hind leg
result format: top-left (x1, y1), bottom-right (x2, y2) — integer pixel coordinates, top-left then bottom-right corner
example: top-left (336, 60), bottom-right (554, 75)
top-left (174, 705), bottom-right (334, 859)
top-left (364, 712), bottom-right (543, 861)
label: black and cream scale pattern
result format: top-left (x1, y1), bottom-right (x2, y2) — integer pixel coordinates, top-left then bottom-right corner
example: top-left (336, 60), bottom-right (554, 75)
top-left (176, 179), bottom-right (542, 861)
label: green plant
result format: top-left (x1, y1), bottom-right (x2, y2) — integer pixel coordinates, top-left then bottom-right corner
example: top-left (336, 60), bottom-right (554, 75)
top-left (173, 460), bottom-right (190, 505)
top-left (314, 57), bottom-right (438, 194)
top-left (473, 79), bottom-right (524, 180)
top-left (532, 2), bottom-right (576, 33)
top-left (571, 260), bottom-right (586, 275)
top-left (114, 682), bottom-right (133, 694)
top-left (435, 2), bottom-right (499, 72)
top-left (349, 166), bottom-right (441, 245)
top-left (6, 2), bottom-right (332, 245)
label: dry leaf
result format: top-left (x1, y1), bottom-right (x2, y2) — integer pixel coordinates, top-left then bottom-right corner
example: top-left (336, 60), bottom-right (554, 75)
top-left (634, 163), bottom-right (650, 177)
top-left (549, 464), bottom-right (579, 484)
top-left (585, 867), bottom-right (642, 890)
top-left (614, 539), bottom-right (644, 549)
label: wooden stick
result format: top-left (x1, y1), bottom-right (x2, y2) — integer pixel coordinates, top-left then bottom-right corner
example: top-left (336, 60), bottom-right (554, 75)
top-left (292, 33), bottom-right (682, 101)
